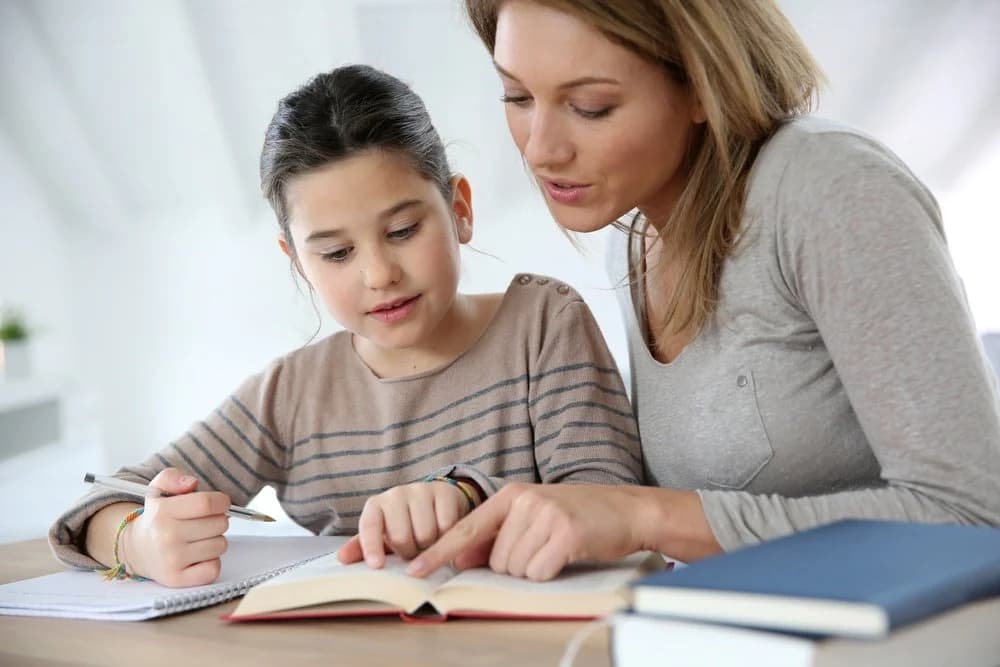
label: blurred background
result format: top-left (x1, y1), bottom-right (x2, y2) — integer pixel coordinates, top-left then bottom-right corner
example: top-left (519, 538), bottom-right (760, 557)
top-left (1, 0), bottom-right (998, 542)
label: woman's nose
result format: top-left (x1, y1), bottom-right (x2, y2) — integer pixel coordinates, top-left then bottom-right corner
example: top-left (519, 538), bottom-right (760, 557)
top-left (522, 108), bottom-right (574, 171)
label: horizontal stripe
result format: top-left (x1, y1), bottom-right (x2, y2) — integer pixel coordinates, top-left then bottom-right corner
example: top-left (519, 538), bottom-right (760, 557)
top-left (211, 409), bottom-right (284, 471)
top-left (229, 395), bottom-right (288, 452)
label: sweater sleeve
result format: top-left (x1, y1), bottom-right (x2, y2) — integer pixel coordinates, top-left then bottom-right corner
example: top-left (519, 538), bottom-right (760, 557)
top-left (698, 131), bottom-right (1000, 549)
top-left (447, 298), bottom-right (644, 496)
top-left (48, 362), bottom-right (291, 569)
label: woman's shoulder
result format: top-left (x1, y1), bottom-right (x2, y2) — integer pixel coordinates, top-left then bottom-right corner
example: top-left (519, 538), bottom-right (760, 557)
top-left (750, 116), bottom-right (938, 229)
top-left (755, 116), bottom-right (923, 190)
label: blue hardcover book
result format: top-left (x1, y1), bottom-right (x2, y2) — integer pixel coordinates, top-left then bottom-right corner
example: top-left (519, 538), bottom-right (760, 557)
top-left (630, 520), bottom-right (1000, 639)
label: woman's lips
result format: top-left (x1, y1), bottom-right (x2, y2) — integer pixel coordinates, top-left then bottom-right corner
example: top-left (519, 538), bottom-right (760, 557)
top-left (368, 295), bottom-right (420, 323)
top-left (541, 178), bottom-right (591, 205)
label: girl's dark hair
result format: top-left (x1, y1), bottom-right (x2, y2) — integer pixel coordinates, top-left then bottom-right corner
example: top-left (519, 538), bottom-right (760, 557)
top-left (260, 65), bottom-right (452, 251)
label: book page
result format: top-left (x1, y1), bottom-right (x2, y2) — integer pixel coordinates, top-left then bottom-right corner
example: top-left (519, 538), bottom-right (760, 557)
top-left (431, 552), bottom-right (662, 617)
top-left (235, 553), bottom-right (456, 616)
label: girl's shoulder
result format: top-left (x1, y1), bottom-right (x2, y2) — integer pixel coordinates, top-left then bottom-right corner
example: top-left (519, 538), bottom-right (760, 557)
top-left (501, 272), bottom-right (586, 313)
top-left (233, 330), bottom-right (354, 396)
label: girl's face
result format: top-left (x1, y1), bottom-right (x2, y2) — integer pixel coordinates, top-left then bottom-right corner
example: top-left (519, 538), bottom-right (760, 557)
top-left (281, 150), bottom-right (472, 359)
top-left (493, 0), bottom-right (705, 232)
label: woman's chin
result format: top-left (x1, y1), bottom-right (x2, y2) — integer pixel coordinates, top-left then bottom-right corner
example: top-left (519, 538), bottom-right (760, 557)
top-left (546, 207), bottom-right (615, 234)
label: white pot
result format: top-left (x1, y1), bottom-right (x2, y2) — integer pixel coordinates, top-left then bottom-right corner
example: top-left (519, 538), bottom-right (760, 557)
top-left (0, 340), bottom-right (31, 379)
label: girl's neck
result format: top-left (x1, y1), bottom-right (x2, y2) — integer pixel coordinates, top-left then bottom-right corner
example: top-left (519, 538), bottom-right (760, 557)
top-left (353, 292), bottom-right (500, 379)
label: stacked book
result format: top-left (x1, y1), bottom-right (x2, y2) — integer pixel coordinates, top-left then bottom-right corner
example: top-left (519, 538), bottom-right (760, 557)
top-left (612, 520), bottom-right (1000, 666)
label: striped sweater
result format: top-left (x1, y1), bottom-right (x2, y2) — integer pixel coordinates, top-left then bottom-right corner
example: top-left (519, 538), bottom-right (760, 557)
top-left (50, 274), bottom-right (643, 569)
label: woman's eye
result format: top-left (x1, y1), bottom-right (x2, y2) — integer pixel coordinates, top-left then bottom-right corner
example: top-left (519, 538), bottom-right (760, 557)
top-left (387, 223), bottom-right (419, 241)
top-left (321, 248), bottom-right (351, 263)
top-left (572, 105), bottom-right (614, 120)
top-left (500, 94), bottom-right (532, 107)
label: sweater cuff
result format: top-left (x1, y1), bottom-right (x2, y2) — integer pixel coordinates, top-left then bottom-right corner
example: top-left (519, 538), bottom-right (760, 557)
top-left (47, 490), bottom-right (140, 570)
top-left (695, 489), bottom-right (766, 552)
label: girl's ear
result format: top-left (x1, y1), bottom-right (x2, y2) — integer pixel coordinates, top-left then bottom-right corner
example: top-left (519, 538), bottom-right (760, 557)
top-left (450, 174), bottom-right (474, 244)
top-left (277, 234), bottom-right (309, 282)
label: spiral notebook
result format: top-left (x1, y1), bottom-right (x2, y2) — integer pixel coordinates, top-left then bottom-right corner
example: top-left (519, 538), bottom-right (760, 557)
top-left (0, 535), bottom-right (346, 621)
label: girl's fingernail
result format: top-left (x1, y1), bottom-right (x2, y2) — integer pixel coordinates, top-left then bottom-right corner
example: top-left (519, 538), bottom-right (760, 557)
top-left (407, 558), bottom-right (425, 575)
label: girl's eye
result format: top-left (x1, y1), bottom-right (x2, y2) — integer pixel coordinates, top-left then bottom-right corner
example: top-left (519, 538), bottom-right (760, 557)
top-left (387, 223), bottom-right (419, 241)
top-left (500, 94), bottom-right (532, 107)
top-left (321, 248), bottom-right (351, 263)
top-left (572, 105), bottom-right (614, 120)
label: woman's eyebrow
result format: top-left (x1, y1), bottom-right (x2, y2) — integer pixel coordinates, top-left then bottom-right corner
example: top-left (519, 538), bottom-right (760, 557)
top-left (494, 62), bottom-right (620, 90)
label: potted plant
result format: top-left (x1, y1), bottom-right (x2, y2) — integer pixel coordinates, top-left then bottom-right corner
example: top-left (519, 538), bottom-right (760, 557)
top-left (0, 306), bottom-right (31, 380)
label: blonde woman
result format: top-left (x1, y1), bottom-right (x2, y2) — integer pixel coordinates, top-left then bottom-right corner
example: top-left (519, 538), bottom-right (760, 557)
top-left (405, 0), bottom-right (1000, 581)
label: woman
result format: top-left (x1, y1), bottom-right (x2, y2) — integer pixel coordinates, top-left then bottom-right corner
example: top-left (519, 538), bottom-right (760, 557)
top-left (404, 0), bottom-right (1000, 582)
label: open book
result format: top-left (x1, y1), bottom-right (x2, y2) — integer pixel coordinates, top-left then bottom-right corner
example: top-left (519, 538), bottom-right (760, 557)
top-left (0, 536), bottom-right (345, 621)
top-left (227, 551), bottom-right (667, 622)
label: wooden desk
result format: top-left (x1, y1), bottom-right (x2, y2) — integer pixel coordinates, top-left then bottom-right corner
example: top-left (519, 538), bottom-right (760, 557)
top-left (0, 539), bottom-right (611, 666)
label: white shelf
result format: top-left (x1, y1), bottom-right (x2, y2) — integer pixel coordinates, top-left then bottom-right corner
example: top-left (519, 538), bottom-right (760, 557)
top-left (0, 376), bottom-right (64, 413)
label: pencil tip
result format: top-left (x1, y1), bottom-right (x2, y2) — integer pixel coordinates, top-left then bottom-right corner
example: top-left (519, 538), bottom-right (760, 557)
top-left (83, 473), bottom-right (95, 483)
top-left (262, 515), bottom-right (276, 522)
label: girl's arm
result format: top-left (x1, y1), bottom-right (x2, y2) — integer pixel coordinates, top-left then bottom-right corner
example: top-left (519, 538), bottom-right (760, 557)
top-left (698, 130), bottom-right (1000, 550)
top-left (437, 295), bottom-right (644, 497)
top-left (49, 362), bottom-right (290, 572)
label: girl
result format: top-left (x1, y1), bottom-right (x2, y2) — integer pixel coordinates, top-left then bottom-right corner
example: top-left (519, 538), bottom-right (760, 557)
top-left (49, 64), bottom-right (642, 587)
top-left (409, 0), bottom-right (1000, 582)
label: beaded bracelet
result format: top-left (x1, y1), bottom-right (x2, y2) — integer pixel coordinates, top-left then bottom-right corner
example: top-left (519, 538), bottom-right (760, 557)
top-left (102, 506), bottom-right (148, 581)
top-left (425, 476), bottom-right (480, 511)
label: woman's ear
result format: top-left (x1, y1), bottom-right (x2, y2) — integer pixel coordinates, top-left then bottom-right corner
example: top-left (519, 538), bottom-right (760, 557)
top-left (450, 174), bottom-right (474, 244)
top-left (690, 88), bottom-right (708, 125)
top-left (277, 234), bottom-right (309, 282)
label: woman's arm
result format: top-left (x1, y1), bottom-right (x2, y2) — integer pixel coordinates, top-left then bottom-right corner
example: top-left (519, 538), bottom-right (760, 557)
top-left (699, 130), bottom-right (1000, 549)
top-left (407, 482), bottom-right (720, 580)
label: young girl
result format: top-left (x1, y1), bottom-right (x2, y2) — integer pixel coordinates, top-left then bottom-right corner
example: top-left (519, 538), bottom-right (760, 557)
top-left (49, 64), bottom-right (642, 587)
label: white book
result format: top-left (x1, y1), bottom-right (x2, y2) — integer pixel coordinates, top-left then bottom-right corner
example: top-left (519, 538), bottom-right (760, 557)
top-left (611, 597), bottom-right (1000, 667)
top-left (0, 535), bottom-right (346, 621)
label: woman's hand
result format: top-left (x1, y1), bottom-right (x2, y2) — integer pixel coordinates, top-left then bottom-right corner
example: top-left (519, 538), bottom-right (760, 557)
top-left (406, 483), bottom-right (721, 581)
top-left (338, 480), bottom-right (473, 568)
top-left (124, 468), bottom-right (231, 587)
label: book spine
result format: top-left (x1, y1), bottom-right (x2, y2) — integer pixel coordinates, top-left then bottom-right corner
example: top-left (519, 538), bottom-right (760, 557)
top-left (885, 561), bottom-right (1000, 629)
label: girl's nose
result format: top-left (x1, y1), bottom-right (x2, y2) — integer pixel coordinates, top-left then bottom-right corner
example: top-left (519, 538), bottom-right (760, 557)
top-left (361, 248), bottom-right (402, 289)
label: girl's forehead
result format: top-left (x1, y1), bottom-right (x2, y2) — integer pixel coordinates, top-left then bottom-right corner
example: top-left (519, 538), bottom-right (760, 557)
top-left (285, 151), bottom-right (440, 231)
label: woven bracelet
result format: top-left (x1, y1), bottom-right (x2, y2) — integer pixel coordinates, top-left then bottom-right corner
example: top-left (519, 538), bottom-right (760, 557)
top-left (101, 506), bottom-right (148, 581)
top-left (426, 475), bottom-right (480, 511)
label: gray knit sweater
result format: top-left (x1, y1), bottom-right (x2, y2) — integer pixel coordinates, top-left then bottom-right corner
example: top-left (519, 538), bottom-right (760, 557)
top-left (607, 117), bottom-right (1000, 550)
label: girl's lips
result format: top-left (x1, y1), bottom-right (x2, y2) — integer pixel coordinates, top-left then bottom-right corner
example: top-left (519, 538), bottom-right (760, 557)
top-left (541, 179), bottom-right (591, 205)
top-left (368, 295), bottom-right (420, 323)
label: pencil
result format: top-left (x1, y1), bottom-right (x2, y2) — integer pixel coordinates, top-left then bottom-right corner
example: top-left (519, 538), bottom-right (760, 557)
top-left (83, 472), bottom-right (276, 522)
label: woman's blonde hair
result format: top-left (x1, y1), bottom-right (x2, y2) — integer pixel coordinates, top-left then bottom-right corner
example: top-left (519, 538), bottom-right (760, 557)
top-left (465, 0), bottom-right (822, 347)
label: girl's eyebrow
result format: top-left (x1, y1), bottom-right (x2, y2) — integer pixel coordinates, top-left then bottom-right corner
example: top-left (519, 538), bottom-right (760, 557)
top-left (304, 199), bottom-right (424, 243)
top-left (494, 62), bottom-right (620, 89)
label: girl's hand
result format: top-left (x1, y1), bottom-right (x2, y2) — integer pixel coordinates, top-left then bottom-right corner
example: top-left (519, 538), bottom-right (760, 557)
top-left (405, 483), bottom-right (720, 581)
top-left (124, 468), bottom-right (231, 587)
top-left (338, 481), bottom-right (473, 568)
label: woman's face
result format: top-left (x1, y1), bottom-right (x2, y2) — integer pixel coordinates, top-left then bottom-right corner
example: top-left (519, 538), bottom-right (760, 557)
top-left (493, 0), bottom-right (704, 232)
